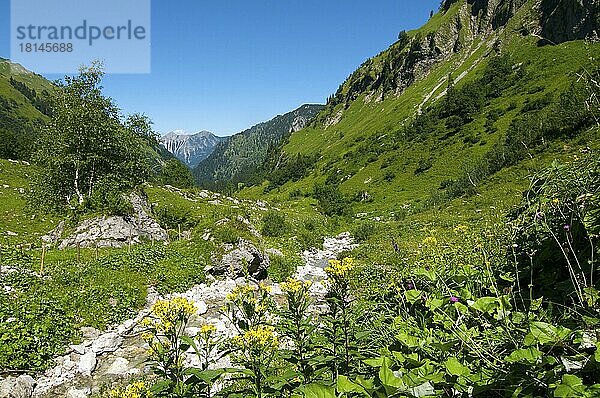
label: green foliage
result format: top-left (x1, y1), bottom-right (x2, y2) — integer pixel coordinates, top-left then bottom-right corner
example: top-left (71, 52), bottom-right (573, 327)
top-left (267, 254), bottom-right (303, 283)
top-left (314, 182), bottom-right (352, 217)
top-left (161, 158), bottom-right (196, 189)
top-left (31, 62), bottom-right (156, 213)
top-left (352, 221), bottom-right (376, 243)
top-left (510, 151), bottom-right (600, 304)
top-left (261, 211), bottom-right (286, 237)
top-left (0, 244), bottom-right (207, 371)
top-left (155, 202), bottom-right (197, 231)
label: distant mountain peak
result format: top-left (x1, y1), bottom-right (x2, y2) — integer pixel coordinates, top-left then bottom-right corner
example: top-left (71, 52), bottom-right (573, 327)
top-left (160, 130), bottom-right (224, 168)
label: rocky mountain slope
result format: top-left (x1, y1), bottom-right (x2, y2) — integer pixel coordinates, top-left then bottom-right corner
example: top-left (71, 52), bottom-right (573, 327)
top-left (193, 104), bottom-right (323, 188)
top-left (159, 130), bottom-right (224, 168)
top-left (246, 0), bottom-right (599, 215)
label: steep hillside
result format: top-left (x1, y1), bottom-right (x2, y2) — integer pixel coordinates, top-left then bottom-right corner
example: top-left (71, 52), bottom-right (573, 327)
top-left (245, 0), bottom-right (599, 217)
top-left (0, 59), bottom-right (55, 160)
top-left (160, 130), bottom-right (224, 168)
top-left (194, 104), bottom-right (323, 189)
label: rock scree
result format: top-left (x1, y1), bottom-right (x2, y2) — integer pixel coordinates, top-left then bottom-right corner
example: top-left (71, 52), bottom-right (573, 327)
top-left (0, 233), bottom-right (356, 398)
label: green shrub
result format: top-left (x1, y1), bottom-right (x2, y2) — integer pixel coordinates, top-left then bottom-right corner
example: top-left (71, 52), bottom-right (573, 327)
top-left (154, 204), bottom-right (196, 230)
top-left (352, 221), bottom-right (376, 243)
top-left (268, 255), bottom-right (303, 282)
top-left (313, 182), bottom-right (351, 217)
top-left (261, 211), bottom-right (287, 237)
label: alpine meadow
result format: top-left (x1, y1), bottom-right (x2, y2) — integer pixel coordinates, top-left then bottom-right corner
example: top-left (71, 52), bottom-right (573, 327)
top-left (1, 1), bottom-right (600, 397)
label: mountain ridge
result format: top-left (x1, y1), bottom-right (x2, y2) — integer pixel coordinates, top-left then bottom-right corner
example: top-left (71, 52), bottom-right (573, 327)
top-left (194, 103), bottom-right (324, 188)
top-left (159, 130), bottom-right (224, 168)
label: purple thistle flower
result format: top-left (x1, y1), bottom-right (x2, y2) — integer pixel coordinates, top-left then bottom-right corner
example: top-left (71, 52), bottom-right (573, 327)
top-left (407, 282), bottom-right (414, 290)
top-left (563, 224), bottom-right (571, 232)
top-left (450, 295), bottom-right (459, 304)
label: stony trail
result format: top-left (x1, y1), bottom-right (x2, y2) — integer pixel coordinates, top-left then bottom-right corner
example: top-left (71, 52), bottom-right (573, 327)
top-left (2, 233), bottom-right (356, 398)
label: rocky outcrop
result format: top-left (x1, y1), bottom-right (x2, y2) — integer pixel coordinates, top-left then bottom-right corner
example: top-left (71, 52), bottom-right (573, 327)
top-left (540, 0), bottom-right (599, 43)
top-left (210, 239), bottom-right (269, 279)
top-left (0, 375), bottom-right (35, 398)
top-left (57, 193), bottom-right (167, 249)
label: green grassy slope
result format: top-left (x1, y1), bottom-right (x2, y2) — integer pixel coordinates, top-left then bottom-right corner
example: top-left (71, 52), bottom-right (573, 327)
top-left (241, 2), bottom-right (599, 222)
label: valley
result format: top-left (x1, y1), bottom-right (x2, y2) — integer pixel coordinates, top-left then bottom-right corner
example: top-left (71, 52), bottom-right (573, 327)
top-left (1, 0), bottom-right (600, 397)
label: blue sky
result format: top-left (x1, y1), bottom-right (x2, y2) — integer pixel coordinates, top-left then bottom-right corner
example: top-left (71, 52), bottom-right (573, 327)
top-left (0, 0), bottom-right (440, 136)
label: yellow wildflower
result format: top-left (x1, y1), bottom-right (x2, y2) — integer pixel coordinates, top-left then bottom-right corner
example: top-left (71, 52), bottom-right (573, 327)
top-left (109, 380), bottom-right (152, 398)
top-left (234, 326), bottom-right (279, 350)
top-left (200, 323), bottom-right (217, 335)
top-left (226, 285), bottom-right (256, 302)
top-left (421, 236), bottom-right (438, 246)
top-left (325, 257), bottom-right (354, 277)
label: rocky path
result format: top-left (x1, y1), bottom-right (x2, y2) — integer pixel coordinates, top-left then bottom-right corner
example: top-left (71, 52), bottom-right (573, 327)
top-left (1, 233), bottom-right (356, 398)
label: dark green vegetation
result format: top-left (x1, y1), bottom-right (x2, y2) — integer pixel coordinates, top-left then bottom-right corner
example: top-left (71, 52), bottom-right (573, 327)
top-left (0, 59), bottom-right (54, 160)
top-left (193, 104), bottom-right (323, 191)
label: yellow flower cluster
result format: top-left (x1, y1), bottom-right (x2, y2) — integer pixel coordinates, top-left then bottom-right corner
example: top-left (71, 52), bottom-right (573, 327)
top-left (152, 297), bottom-right (197, 319)
top-left (200, 323), bottom-right (217, 335)
top-left (280, 278), bottom-right (312, 294)
top-left (233, 326), bottom-right (279, 350)
top-left (325, 257), bottom-right (354, 277)
top-left (421, 236), bottom-right (438, 246)
top-left (146, 297), bottom-right (196, 333)
top-left (453, 225), bottom-right (468, 234)
top-left (109, 381), bottom-right (152, 398)
top-left (226, 285), bottom-right (257, 302)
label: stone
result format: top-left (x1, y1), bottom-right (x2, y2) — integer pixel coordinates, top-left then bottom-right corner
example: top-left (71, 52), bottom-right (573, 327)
top-left (78, 351), bottom-right (97, 376)
top-left (70, 344), bottom-right (86, 355)
top-left (66, 387), bottom-right (91, 398)
top-left (58, 193), bottom-right (168, 249)
top-left (41, 221), bottom-right (65, 244)
top-left (211, 239), bottom-right (269, 279)
top-left (91, 332), bottom-right (122, 354)
top-left (106, 357), bottom-right (130, 375)
top-left (0, 375), bottom-right (35, 398)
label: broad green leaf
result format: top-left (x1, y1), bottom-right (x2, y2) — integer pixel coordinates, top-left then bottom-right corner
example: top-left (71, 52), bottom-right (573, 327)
top-left (303, 383), bottom-right (336, 398)
top-left (505, 347), bottom-right (542, 364)
top-left (337, 375), bottom-right (370, 397)
top-left (363, 357), bottom-right (384, 367)
top-left (554, 374), bottom-right (585, 398)
top-left (529, 322), bottom-right (572, 345)
top-left (405, 289), bottom-right (422, 304)
top-left (470, 297), bottom-right (499, 313)
top-left (445, 357), bottom-right (470, 376)
top-left (379, 357), bottom-right (405, 389)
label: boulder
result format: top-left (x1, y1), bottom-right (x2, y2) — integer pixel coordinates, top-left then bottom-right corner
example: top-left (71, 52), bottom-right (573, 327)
top-left (211, 239), bottom-right (269, 279)
top-left (0, 375), bottom-right (35, 398)
top-left (66, 387), bottom-right (91, 398)
top-left (91, 332), bottom-right (122, 354)
top-left (77, 351), bottom-right (97, 376)
top-left (58, 193), bottom-right (168, 249)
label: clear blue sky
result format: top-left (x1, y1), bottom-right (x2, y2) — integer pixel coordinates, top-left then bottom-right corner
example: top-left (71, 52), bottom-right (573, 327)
top-left (0, 0), bottom-right (440, 136)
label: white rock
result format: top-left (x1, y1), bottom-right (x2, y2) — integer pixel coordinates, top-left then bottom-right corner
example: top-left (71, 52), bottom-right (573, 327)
top-left (66, 387), bottom-right (91, 398)
top-left (106, 357), bottom-right (130, 375)
top-left (91, 332), bottom-right (122, 354)
top-left (0, 375), bottom-right (35, 398)
top-left (78, 351), bottom-right (97, 376)
top-left (70, 344), bottom-right (86, 355)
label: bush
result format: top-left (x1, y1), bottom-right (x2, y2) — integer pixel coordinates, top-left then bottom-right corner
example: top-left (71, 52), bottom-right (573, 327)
top-left (261, 211), bottom-right (287, 237)
top-left (268, 255), bottom-right (303, 282)
top-left (154, 204), bottom-right (196, 230)
top-left (353, 221), bottom-right (376, 243)
top-left (314, 182), bottom-right (352, 217)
